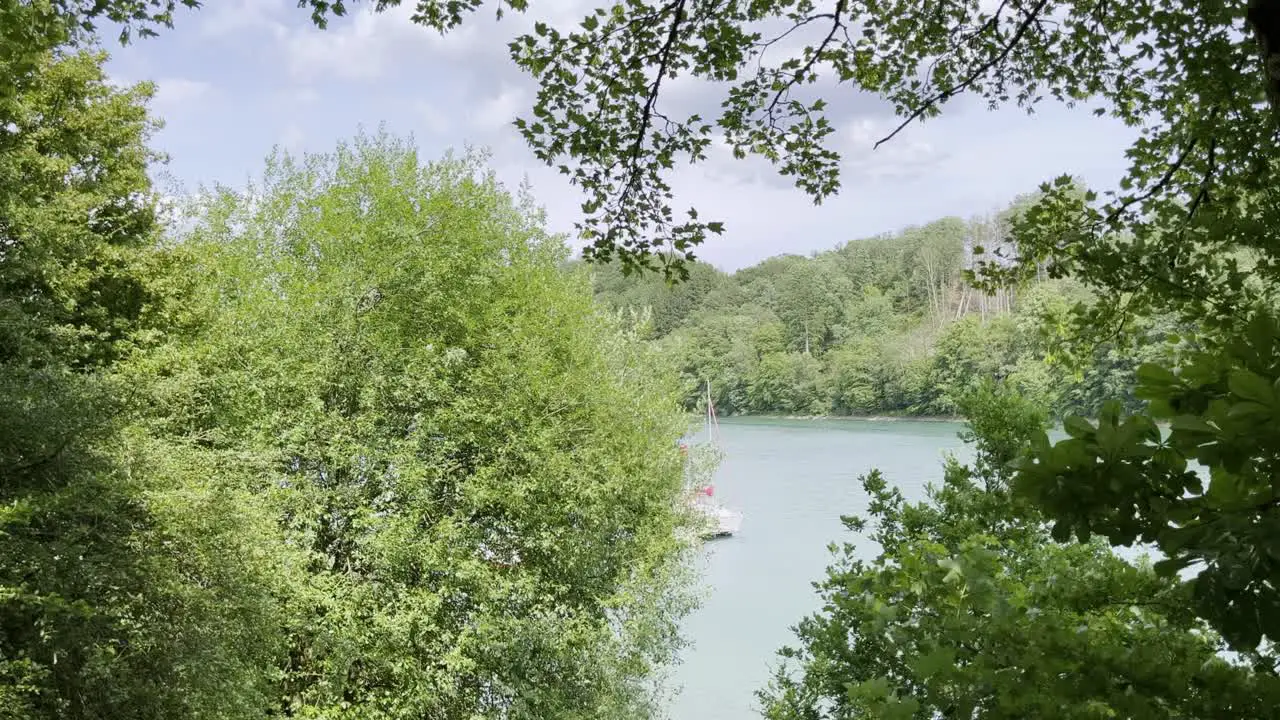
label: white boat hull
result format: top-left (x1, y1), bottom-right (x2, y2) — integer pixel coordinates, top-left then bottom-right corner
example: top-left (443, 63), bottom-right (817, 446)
top-left (693, 501), bottom-right (743, 538)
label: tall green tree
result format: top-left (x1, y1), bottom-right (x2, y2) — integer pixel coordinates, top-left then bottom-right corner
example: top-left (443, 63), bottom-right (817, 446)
top-left (1, 24), bottom-right (289, 720)
top-left (903, 218), bottom-right (967, 321)
top-left (147, 133), bottom-right (697, 719)
top-left (772, 258), bottom-right (851, 355)
top-left (591, 258), bottom-right (725, 336)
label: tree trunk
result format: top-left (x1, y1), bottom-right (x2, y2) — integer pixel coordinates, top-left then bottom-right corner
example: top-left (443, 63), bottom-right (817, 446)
top-left (1249, 0), bottom-right (1280, 121)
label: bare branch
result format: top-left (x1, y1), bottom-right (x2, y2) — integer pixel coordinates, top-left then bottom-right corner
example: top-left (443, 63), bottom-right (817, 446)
top-left (1185, 137), bottom-right (1217, 221)
top-left (1103, 137), bottom-right (1199, 226)
top-left (764, 0), bottom-right (848, 120)
top-left (754, 11), bottom-right (838, 53)
top-left (610, 0), bottom-right (687, 223)
top-left (5, 436), bottom-right (74, 476)
top-left (875, 0), bottom-right (1051, 149)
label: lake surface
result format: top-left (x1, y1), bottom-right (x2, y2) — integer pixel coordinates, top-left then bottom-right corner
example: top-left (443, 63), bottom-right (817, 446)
top-left (667, 417), bottom-right (972, 720)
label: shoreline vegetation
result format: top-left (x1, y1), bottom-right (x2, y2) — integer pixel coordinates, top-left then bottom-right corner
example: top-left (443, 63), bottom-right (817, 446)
top-left (711, 412), bottom-right (964, 423)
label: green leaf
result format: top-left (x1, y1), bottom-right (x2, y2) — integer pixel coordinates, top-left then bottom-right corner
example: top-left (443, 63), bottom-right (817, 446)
top-left (1136, 362), bottom-right (1177, 387)
top-left (1228, 369), bottom-right (1274, 406)
top-left (881, 695), bottom-right (922, 720)
top-left (1218, 593), bottom-right (1262, 649)
top-left (1152, 446), bottom-right (1187, 473)
top-left (937, 557), bottom-right (963, 584)
top-left (1153, 555), bottom-right (1193, 577)
top-left (1227, 401), bottom-right (1271, 421)
top-left (1063, 415), bottom-right (1094, 438)
top-left (1246, 312), bottom-right (1274, 354)
top-left (1169, 415), bottom-right (1215, 435)
top-left (1206, 468), bottom-right (1245, 508)
top-left (1146, 398), bottom-right (1177, 418)
top-left (1050, 521), bottom-right (1072, 542)
top-left (910, 646), bottom-right (956, 678)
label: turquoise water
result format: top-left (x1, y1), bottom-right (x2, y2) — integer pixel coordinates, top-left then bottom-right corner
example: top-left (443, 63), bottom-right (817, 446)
top-left (667, 417), bottom-right (972, 720)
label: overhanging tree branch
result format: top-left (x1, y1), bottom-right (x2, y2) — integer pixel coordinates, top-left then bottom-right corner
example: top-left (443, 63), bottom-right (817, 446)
top-left (875, 0), bottom-right (1052, 149)
top-left (763, 0), bottom-right (848, 120)
top-left (611, 0), bottom-right (686, 220)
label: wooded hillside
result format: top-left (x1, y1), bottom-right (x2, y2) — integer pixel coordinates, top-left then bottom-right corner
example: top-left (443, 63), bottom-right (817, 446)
top-left (590, 197), bottom-right (1182, 418)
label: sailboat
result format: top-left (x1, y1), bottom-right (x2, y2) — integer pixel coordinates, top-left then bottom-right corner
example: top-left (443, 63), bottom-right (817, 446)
top-left (685, 382), bottom-right (744, 539)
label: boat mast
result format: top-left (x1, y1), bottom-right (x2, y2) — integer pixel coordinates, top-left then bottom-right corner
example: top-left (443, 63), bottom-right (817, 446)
top-left (704, 379), bottom-right (720, 447)
top-left (705, 380), bottom-right (711, 444)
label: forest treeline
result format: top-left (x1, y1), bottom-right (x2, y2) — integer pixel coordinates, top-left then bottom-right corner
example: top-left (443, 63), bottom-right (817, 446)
top-left (589, 208), bottom-right (1181, 419)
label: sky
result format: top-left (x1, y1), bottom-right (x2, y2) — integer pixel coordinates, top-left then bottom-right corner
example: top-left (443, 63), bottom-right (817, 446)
top-left (104, 0), bottom-right (1140, 271)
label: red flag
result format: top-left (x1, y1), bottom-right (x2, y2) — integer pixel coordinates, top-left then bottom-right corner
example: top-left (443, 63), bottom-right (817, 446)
top-left (701, 485), bottom-right (714, 497)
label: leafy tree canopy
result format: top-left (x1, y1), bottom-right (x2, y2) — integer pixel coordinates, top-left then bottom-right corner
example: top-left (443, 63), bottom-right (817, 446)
top-left (591, 204), bottom-right (1180, 419)
top-left (137, 131), bottom-right (699, 719)
top-left (1017, 313), bottom-right (1280, 654)
top-left (23, 0), bottom-right (1280, 691)
top-left (1, 21), bottom-right (289, 720)
top-left (2, 11), bottom-right (704, 712)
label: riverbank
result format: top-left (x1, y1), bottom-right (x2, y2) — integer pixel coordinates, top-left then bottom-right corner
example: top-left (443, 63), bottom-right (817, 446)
top-left (715, 412), bottom-right (964, 423)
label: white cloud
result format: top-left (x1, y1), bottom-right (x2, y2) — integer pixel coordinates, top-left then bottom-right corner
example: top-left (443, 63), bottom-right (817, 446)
top-left (470, 84), bottom-right (529, 134)
top-left (284, 10), bottom-right (397, 80)
top-left (281, 124), bottom-right (306, 152)
top-left (153, 78), bottom-right (213, 114)
top-left (276, 0), bottom-right (607, 86)
top-left (839, 116), bottom-right (945, 181)
top-left (291, 87), bottom-right (322, 105)
top-left (106, 72), bottom-right (133, 90)
top-left (282, 3), bottom-right (461, 81)
top-left (416, 101), bottom-right (453, 135)
top-left (199, 0), bottom-right (289, 39)
top-left (697, 134), bottom-right (779, 188)
top-left (690, 112), bottom-right (944, 194)
top-left (425, 23), bottom-right (486, 58)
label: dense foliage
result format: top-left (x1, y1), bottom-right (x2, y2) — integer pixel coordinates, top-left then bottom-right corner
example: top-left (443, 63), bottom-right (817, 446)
top-left (0, 19), bottom-right (288, 718)
top-left (758, 387), bottom-right (1280, 719)
top-left (1017, 315), bottom-right (1280, 654)
top-left (1, 17), bottom-right (700, 716)
top-left (142, 135), bottom-right (698, 719)
top-left (591, 209), bottom-right (1179, 419)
